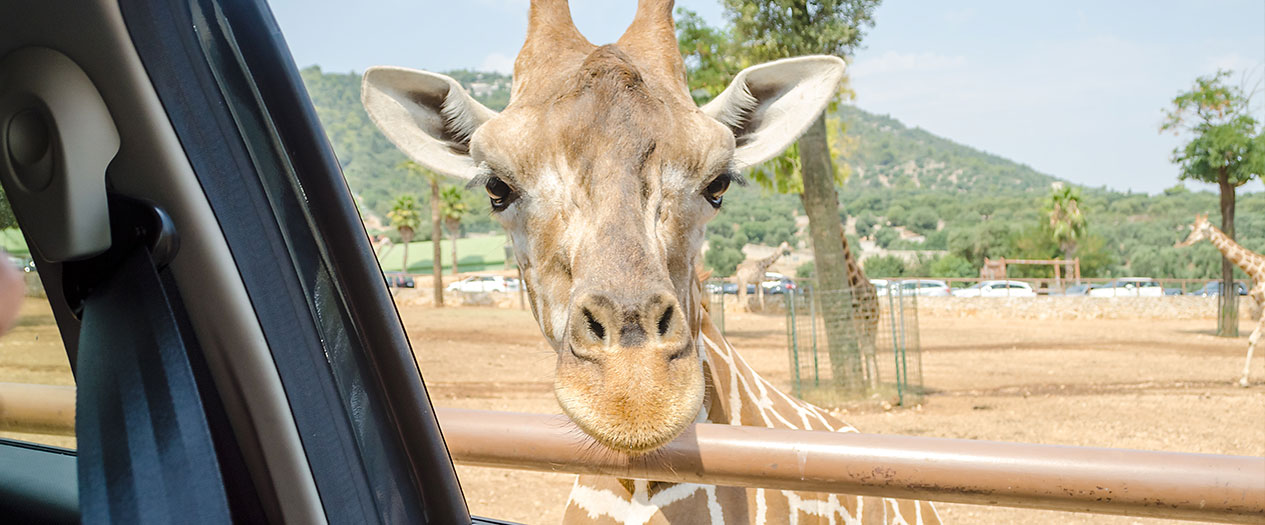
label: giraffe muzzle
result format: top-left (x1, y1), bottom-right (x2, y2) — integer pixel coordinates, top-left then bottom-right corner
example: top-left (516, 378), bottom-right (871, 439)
top-left (553, 288), bottom-right (705, 453)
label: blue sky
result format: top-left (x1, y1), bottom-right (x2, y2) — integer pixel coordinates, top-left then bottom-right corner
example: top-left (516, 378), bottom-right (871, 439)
top-left (270, 0), bottom-right (1264, 195)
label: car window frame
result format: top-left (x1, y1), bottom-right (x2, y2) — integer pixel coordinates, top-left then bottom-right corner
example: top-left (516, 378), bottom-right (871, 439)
top-left (117, 0), bottom-right (471, 521)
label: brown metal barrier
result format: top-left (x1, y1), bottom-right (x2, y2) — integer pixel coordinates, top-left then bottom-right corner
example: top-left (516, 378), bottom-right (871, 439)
top-left (0, 382), bottom-right (75, 435)
top-left (1, 384), bottom-right (1262, 523)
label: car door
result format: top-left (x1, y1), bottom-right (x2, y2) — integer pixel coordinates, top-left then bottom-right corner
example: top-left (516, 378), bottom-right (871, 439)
top-left (0, 0), bottom-right (489, 522)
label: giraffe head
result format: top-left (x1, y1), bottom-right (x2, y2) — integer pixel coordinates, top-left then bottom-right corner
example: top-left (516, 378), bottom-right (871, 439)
top-left (1176, 213), bottom-right (1213, 248)
top-left (363, 0), bottom-right (843, 454)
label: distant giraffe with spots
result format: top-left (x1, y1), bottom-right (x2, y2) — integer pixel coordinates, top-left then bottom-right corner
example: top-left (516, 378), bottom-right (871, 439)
top-left (1177, 213), bottom-right (1265, 387)
top-left (837, 233), bottom-right (882, 389)
top-left (734, 241), bottom-right (790, 312)
top-left (363, 0), bottom-right (941, 521)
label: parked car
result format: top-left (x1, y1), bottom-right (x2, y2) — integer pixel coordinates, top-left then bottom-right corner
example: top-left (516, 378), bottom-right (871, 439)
top-left (1163, 287), bottom-right (1184, 296)
top-left (761, 273), bottom-right (797, 295)
top-left (384, 272), bottom-right (415, 288)
top-left (869, 279), bottom-right (889, 296)
top-left (1059, 283), bottom-right (1094, 296)
top-left (896, 279), bottom-right (951, 297)
top-left (1191, 280), bottom-right (1249, 297)
top-left (952, 280), bottom-right (1036, 298)
top-left (446, 274), bottom-right (519, 293)
top-left (1088, 278), bottom-right (1164, 297)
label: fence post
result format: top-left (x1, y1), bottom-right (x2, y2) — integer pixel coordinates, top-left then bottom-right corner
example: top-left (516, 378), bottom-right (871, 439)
top-left (717, 287), bottom-right (725, 335)
top-left (809, 285), bottom-right (819, 387)
top-left (787, 288), bottom-right (801, 398)
top-left (894, 289), bottom-right (908, 406)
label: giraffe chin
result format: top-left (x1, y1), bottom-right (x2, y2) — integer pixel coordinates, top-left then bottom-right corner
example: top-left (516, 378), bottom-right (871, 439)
top-left (553, 357), bottom-right (705, 455)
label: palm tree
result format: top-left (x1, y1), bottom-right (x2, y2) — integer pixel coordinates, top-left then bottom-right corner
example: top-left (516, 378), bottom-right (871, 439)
top-left (440, 186), bottom-right (470, 276)
top-left (387, 194), bottom-right (421, 274)
top-left (1044, 182), bottom-right (1087, 282)
top-left (401, 161), bottom-right (446, 306)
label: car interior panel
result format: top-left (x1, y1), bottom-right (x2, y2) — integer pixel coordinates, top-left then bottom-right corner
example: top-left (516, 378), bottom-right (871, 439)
top-left (0, 0), bottom-right (483, 522)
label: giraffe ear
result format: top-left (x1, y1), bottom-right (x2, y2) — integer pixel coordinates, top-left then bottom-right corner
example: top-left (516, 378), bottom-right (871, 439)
top-left (363, 66), bottom-right (499, 180)
top-left (701, 55), bottom-right (846, 169)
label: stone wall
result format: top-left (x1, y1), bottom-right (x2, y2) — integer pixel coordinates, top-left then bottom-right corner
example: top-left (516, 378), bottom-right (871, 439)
top-left (918, 296), bottom-right (1260, 321)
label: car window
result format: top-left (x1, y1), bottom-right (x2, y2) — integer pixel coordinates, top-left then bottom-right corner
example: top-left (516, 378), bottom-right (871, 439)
top-left (0, 209), bottom-right (75, 450)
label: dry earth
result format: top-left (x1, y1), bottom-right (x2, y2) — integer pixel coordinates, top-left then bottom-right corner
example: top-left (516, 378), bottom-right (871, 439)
top-left (2, 297), bottom-right (1263, 524)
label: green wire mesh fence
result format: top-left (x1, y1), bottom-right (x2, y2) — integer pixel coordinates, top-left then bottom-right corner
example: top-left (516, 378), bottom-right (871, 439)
top-left (785, 283), bottom-right (923, 406)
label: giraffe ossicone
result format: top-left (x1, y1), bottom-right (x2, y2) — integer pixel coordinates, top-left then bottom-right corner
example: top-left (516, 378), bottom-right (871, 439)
top-left (364, 0), bottom-right (940, 522)
top-left (1177, 213), bottom-right (1265, 388)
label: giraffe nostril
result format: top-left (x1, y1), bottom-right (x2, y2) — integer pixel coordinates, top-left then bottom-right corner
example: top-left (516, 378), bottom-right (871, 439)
top-left (657, 305), bottom-right (673, 337)
top-left (584, 308), bottom-right (606, 341)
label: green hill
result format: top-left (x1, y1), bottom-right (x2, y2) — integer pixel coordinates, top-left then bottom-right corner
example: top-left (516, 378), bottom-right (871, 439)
top-left (837, 105), bottom-right (1058, 193)
top-left (299, 66), bottom-right (1057, 209)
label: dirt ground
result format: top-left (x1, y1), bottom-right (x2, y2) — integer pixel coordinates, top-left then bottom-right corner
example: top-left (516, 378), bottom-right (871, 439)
top-left (2, 297), bottom-right (1263, 524)
top-left (405, 305), bottom-right (1264, 525)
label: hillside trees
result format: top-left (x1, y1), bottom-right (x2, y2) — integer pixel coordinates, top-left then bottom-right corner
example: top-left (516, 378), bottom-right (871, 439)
top-left (387, 195), bottom-right (421, 274)
top-left (1161, 70), bottom-right (1264, 336)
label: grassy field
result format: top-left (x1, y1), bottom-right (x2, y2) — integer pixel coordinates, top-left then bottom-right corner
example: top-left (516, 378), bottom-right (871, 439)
top-left (0, 229), bottom-right (28, 257)
top-left (377, 234), bottom-right (509, 274)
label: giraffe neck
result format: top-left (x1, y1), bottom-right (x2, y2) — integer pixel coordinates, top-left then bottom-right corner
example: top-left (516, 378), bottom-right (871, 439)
top-left (1206, 225), bottom-right (1265, 280)
top-left (840, 233), bottom-right (869, 290)
top-left (757, 251), bottom-right (782, 271)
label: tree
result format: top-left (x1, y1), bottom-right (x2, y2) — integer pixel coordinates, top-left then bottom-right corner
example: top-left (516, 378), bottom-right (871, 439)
top-left (440, 185), bottom-right (470, 276)
top-left (928, 254), bottom-right (975, 278)
top-left (1161, 70), bottom-right (1264, 336)
top-left (1044, 182), bottom-right (1088, 281)
top-left (852, 211), bottom-right (878, 238)
top-left (401, 161), bottom-right (447, 306)
top-left (695, 0), bottom-right (880, 391)
top-left (705, 233), bottom-right (747, 277)
top-left (909, 208), bottom-right (938, 233)
top-left (862, 255), bottom-right (905, 278)
top-left (387, 194), bottom-right (421, 275)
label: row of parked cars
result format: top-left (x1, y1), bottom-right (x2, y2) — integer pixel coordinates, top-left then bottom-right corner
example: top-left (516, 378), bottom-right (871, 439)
top-left (381, 272), bottom-right (523, 292)
top-left (704, 274), bottom-right (1253, 298)
top-left (890, 277), bottom-right (1251, 298)
top-left (390, 271), bottom-right (1252, 298)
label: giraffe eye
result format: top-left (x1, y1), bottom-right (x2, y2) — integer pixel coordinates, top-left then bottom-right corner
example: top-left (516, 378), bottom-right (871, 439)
top-left (703, 173), bottom-right (732, 209)
top-left (485, 177), bottom-right (516, 212)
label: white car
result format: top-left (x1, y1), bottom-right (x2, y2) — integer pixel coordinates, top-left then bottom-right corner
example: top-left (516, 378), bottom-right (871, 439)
top-left (1088, 278), bottom-right (1163, 297)
top-left (952, 280), bottom-right (1037, 298)
top-left (445, 275), bottom-right (519, 293)
top-left (896, 279), bottom-right (951, 297)
top-left (869, 279), bottom-right (889, 296)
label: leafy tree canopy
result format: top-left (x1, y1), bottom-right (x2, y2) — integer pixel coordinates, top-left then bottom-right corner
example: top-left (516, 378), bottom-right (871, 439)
top-left (1161, 70), bottom-right (1264, 188)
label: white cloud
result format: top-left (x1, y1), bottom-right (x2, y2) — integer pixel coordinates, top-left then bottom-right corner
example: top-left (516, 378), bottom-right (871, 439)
top-left (479, 52), bottom-right (516, 75)
top-left (850, 51), bottom-right (967, 78)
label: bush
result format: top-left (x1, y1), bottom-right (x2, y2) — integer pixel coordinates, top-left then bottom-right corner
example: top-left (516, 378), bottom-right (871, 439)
top-left (928, 254), bottom-right (976, 278)
top-left (796, 261), bottom-right (815, 279)
top-left (853, 212), bottom-right (879, 238)
top-left (863, 255), bottom-right (907, 278)
top-left (909, 208), bottom-right (939, 232)
top-left (873, 227), bottom-right (899, 248)
top-left (705, 234), bottom-right (745, 277)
